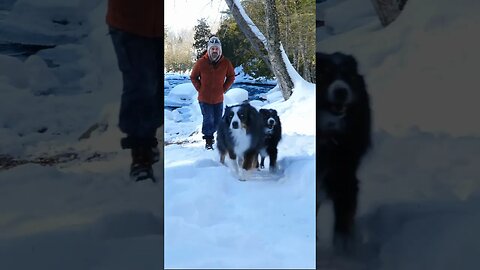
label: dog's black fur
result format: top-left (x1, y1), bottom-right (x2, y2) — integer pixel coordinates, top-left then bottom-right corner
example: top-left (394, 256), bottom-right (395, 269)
top-left (258, 108), bottom-right (282, 171)
top-left (217, 102), bottom-right (265, 173)
top-left (316, 52), bottom-right (372, 249)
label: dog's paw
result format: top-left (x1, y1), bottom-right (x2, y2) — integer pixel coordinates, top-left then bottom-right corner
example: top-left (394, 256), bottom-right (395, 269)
top-left (237, 168), bottom-right (248, 181)
top-left (333, 233), bottom-right (357, 256)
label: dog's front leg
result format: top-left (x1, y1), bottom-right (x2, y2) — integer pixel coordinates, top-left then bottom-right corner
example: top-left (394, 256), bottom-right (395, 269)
top-left (219, 151), bottom-right (226, 165)
top-left (236, 155), bottom-right (247, 181)
top-left (267, 147), bottom-right (278, 172)
top-left (331, 176), bottom-right (358, 253)
top-left (242, 150), bottom-right (256, 170)
top-left (227, 150), bottom-right (239, 174)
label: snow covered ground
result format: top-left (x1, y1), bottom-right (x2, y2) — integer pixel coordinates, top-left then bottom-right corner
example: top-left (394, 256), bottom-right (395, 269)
top-left (0, 1), bottom-right (164, 269)
top-left (164, 78), bottom-right (316, 268)
top-left (316, 0), bottom-right (480, 269)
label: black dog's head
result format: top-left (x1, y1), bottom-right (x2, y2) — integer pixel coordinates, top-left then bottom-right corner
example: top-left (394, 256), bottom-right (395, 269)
top-left (259, 108), bottom-right (281, 135)
top-left (223, 102), bottom-right (258, 131)
top-left (317, 52), bottom-right (370, 138)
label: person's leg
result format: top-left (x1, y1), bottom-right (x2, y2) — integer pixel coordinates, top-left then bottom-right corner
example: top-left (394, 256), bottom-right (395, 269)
top-left (212, 102), bottom-right (224, 136)
top-left (199, 102), bottom-right (215, 137)
top-left (199, 102), bottom-right (215, 149)
top-left (109, 27), bottom-right (163, 180)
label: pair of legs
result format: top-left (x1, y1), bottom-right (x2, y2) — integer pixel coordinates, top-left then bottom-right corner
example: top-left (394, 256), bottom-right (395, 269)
top-left (199, 102), bottom-right (223, 148)
top-left (109, 27), bottom-right (163, 180)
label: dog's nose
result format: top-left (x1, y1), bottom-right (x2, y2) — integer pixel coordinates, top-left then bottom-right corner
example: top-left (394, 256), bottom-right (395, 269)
top-left (268, 119), bottom-right (275, 125)
top-left (232, 121), bottom-right (239, 129)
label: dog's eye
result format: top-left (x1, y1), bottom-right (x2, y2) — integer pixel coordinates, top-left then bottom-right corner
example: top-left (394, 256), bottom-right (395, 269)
top-left (239, 113), bottom-right (244, 118)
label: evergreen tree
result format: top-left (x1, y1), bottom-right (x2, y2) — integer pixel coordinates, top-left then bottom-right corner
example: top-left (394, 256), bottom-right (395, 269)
top-left (193, 18), bottom-right (212, 59)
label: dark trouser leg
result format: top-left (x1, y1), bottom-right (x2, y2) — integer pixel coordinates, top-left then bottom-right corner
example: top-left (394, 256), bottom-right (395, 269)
top-left (109, 27), bottom-right (163, 150)
top-left (109, 27), bottom-right (163, 181)
top-left (212, 102), bottom-right (224, 135)
top-left (199, 102), bottom-right (215, 138)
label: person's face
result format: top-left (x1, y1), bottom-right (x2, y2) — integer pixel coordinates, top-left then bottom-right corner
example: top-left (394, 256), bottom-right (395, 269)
top-left (210, 46), bottom-right (220, 58)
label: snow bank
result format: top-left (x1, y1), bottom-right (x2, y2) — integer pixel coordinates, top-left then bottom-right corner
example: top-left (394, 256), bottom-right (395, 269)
top-left (318, 0), bottom-right (480, 137)
top-left (0, 0), bottom-right (102, 45)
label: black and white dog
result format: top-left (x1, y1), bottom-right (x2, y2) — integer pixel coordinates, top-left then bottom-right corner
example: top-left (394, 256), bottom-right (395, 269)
top-left (316, 52), bottom-right (372, 249)
top-left (216, 102), bottom-right (265, 180)
top-left (258, 108), bottom-right (282, 171)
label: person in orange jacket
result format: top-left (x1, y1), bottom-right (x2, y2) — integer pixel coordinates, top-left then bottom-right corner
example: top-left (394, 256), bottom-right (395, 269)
top-left (190, 36), bottom-right (235, 150)
top-left (106, 0), bottom-right (162, 182)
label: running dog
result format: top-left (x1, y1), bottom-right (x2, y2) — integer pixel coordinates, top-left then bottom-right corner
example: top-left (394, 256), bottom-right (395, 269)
top-left (317, 52), bottom-right (372, 249)
top-left (216, 102), bottom-right (265, 180)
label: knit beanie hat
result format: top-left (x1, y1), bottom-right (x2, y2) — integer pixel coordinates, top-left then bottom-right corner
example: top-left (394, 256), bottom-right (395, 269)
top-left (207, 36), bottom-right (222, 61)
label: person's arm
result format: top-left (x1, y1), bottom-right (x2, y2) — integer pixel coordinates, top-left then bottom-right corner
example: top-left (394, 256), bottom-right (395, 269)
top-left (223, 61), bottom-right (235, 92)
top-left (190, 61), bottom-right (201, 91)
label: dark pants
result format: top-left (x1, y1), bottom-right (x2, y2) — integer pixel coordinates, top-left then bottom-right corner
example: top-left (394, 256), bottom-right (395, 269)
top-left (199, 102), bottom-right (223, 138)
top-left (109, 27), bottom-right (163, 148)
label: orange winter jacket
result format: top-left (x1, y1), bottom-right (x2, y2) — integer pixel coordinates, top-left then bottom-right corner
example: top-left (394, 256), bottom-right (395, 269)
top-left (106, 0), bottom-right (162, 38)
top-left (190, 54), bottom-right (236, 104)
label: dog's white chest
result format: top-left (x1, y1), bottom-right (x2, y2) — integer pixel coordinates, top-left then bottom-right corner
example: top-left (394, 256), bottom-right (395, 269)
top-left (230, 128), bottom-right (251, 156)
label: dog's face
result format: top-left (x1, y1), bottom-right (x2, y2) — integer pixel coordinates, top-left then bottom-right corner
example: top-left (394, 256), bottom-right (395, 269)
top-left (259, 108), bottom-right (280, 134)
top-left (317, 52), bottom-right (365, 136)
top-left (223, 103), bottom-right (254, 130)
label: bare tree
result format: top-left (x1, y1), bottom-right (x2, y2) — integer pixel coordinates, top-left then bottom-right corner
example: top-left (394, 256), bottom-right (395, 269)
top-left (225, 0), bottom-right (294, 100)
top-left (265, 0), bottom-right (294, 99)
top-left (224, 0), bottom-right (271, 70)
top-left (371, 0), bottom-right (408, 26)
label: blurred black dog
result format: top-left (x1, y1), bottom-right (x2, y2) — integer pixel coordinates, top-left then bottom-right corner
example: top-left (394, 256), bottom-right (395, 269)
top-left (258, 108), bottom-right (282, 171)
top-left (316, 52), bottom-right (372, 249)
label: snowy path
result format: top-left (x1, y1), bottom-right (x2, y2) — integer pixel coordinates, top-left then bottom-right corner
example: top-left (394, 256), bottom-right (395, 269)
top-left (316, 131), bottom-right (480, 270)
top-left (164, 134), bottom-right (316, 268)
top-left (0, 150), bottom-right (164, 270)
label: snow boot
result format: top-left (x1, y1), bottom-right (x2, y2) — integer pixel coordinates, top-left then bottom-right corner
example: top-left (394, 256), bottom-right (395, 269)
top-left (151, 145), bottom-right (160, 163)
top-left (130, 146), bottom-right (156, 182)
top-left (203, 135), bottom-right (214, 150)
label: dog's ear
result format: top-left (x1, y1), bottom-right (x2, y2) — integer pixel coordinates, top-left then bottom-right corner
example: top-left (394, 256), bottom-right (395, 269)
top-left (345, 54), bottom-right (359, 74)
top-left (259, 109), bottom-right (269, 118)
top-left (270, 109), bottom-right (277, 116)
top-left (223, 106), bottom-right (230, 120)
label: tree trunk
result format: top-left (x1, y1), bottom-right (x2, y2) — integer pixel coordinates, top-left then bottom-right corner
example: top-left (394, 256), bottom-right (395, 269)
top-left (224, 0), bottom-right (271, 70)
top-left (371, 0), bottom-right (408, 26)
top-left (225, 0), bottom-right (294, 100)
top-left (265, 0), bottom-right (294, 99)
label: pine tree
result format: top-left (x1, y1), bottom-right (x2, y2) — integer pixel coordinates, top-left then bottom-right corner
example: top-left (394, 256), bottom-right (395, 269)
top-left (193, 18), bottom-right (212, 59)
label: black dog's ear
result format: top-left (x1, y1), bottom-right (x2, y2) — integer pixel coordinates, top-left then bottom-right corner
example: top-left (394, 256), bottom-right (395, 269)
top-left (270, 109), bottom-right (277, 116)
top-left (345, 54), bottom-right (359, 73)
top-left (259, 108), bottom-right (269, 117)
